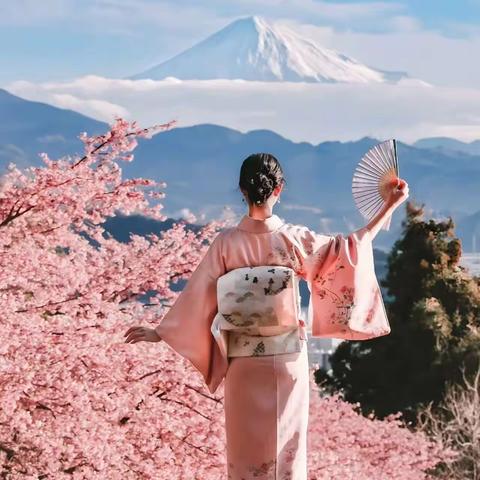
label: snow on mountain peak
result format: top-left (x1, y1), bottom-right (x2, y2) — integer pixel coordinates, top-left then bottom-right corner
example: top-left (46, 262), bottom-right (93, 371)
top-left (129, 16), bottom-right (408, 84)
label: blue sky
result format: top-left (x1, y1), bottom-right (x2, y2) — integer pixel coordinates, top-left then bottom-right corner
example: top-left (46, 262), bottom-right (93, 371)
top-left (1, 0), bottom-right (479, 85)
top-left (329, 0), bottom-right (479, 30)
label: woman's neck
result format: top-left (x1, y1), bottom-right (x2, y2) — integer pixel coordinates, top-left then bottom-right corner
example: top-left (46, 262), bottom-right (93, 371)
top-left (247, 205), bottom-right (274, 220)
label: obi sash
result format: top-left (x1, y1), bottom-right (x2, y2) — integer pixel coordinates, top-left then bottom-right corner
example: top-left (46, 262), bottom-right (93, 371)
top-left (210, 265), bottom-right (307, 358)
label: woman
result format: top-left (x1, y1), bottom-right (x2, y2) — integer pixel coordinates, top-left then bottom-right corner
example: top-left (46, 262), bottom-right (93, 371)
top-left (125, 153), bottom-right (409, 479)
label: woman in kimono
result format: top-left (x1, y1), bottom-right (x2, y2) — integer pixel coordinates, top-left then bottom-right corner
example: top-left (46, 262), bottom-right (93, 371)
top-left (125, 153), bottom-right (409, 479)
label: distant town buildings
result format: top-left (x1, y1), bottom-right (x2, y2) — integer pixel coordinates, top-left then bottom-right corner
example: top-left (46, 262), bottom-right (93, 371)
top-left (460, 253), bottom-right (480, 277)
top-left (307, 336), bottom-right (341, 371)
top-left (300, 306), bottom-right (342, 372)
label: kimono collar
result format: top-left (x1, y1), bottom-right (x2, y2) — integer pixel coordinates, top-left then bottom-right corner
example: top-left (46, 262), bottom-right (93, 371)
top-left (237, 213), bottom-right (284, 233)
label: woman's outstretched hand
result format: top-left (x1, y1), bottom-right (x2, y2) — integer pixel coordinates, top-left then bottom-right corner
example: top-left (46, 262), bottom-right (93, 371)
top-left (386, 178), bottom-right (409, 209)
top-left (365, 177), bottom-right (409, 240)
top-left (124, 326), bottom-right (162, 344)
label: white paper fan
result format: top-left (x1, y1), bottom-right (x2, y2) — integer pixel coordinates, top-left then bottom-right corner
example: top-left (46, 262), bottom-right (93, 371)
top-left (352, 139), bottom-right (399, 231)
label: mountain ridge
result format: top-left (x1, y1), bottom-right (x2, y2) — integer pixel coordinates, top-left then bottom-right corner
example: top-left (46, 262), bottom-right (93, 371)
top-left (414, 136), bottom-right (480, 156)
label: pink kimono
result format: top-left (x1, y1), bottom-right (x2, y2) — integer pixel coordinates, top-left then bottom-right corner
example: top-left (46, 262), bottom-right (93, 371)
top-left (155, 213), bottom-right (390, 479)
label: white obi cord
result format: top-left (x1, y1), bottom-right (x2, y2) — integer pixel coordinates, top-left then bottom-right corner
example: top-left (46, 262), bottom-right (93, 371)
top-left (210, 265), bottom-right (308, 358)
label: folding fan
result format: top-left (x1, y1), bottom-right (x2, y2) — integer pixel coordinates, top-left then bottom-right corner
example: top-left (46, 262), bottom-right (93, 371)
top-left (352, 139), bottom-right (399, 231)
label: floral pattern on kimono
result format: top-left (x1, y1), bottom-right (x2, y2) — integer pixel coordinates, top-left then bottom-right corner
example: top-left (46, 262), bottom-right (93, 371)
top-left (291, 224), bottom-right (390, 340)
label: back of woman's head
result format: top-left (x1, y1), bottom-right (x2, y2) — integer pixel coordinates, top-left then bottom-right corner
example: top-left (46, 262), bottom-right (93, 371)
top-left (239, 153), bottom-right (285, 205)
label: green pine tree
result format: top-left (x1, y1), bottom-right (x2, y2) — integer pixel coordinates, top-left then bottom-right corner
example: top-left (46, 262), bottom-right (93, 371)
top-left (315, 201), bottom-right (480, 425)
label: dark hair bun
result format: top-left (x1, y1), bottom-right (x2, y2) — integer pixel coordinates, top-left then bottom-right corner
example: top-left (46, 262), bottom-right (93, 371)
top-left (239, 153), bottom-right (284, 206)
top-left (247, 172), bottom-right (274, 204)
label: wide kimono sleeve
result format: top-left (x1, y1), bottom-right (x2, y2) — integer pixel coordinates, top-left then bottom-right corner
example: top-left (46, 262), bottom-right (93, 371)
top-left (295, 225), bottom-right (390, 340)
top-left (154, 233), bottom-right (228, 394)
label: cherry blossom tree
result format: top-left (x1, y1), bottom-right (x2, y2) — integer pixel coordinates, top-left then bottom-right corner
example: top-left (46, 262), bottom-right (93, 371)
top-left (0, 118), bottom-right (453, 478)
top-left (0, 118), bottom-right (227, 478)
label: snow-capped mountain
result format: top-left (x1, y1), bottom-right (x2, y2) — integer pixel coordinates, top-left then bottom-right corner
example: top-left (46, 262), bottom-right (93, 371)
top-left (129, 16), bottom-right (408, 83)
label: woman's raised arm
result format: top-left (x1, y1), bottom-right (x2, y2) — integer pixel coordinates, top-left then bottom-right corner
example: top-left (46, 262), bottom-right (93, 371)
top-left (365, 178), bottom-right (409, 240)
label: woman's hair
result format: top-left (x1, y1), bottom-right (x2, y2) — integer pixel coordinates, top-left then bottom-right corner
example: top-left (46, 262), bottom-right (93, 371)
top-left (239, 153), bottom-right (285, 205)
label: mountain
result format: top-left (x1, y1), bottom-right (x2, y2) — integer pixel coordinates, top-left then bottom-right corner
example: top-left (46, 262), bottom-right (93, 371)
top-left (1, 89), bottom-right (479, 252)
top-left (114, 123), bottom-right (480, 251)
top-left (0, 88), bottom-right (107, 170)
top-left (413, 137), bottom-right (480, 156)
top-left (129, 16), bottom-right (408, 84)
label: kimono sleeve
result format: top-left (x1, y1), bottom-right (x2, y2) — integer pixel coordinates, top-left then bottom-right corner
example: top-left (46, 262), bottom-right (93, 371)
top-left (296, 225), bottom-right (390, 340)
top-left (154, 233), bottom-right (228, 393)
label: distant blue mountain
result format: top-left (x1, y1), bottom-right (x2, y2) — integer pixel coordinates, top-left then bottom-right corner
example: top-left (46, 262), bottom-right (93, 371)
top-left (0, 88), bottom-right (107, 169)
top-left (121, 124), bottom-right (480, 249)
top-left (414, 137), bottom-right (480, 156)
top-left (1, 88), bottom-right (479, 251)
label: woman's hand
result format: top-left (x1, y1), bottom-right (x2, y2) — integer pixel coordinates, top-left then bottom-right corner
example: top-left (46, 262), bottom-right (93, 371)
top-left (124, 326), bottom-right (162, 344)
top-left (364, 177), bottom-right (409, 240)
top-left (386, 178), bottom-right (409, 209)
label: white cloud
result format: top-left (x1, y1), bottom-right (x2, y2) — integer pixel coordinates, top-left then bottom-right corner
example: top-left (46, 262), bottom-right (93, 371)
top-left (8, 80), bottom-right (129, 122)
top-left (341, 215), bottom-right (358, 233)
top-left (52, 93), bottom-right (129, 122)
top-left (219, 205), bottom-right (243, 226)
top-left (177, 208), bottom-right (197, 222)
top-left (162, 207), bottom-right (206, 223)
top-left (319, 217), bottom-right (333, 233)
top-left (282, 204), bottom-right (324, 214)
top-left (36, 134), bottom-right (67, 143)
top-left (5, 75), bottom-right (480, 143)
top-left (385, 14), bottom-right (422, 32)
